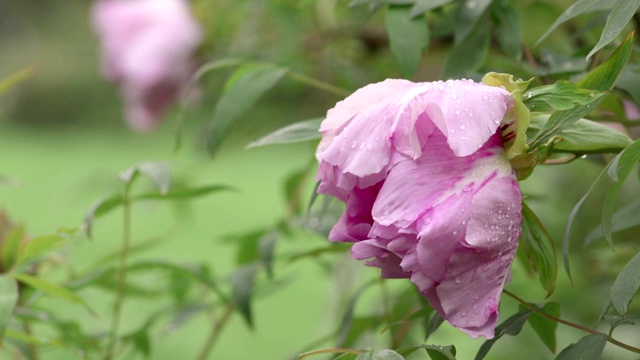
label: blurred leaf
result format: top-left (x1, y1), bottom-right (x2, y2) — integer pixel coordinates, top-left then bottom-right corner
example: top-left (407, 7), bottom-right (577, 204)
top-left (578, 32), bottom-right (634, 91)
top-left (527, 115), bottom-right (631, 154)
top-left (120, 162), bottom-right (171, 194)
top-left (423, 345), bottom-right (457, 360)
top-left (410, 0), bottom-right (454, 17)
top-left (586, 1), bottom-right (639, 59)
top-left (536, 0), bottom-right (601, 45)
top-left (554, 333), bottom-right (607, 360)
top-left (520, 202), bottom-right (557, 297)
top-left (385, 5), bottom-right (429, 78)
top-left (522, 302), bottom-right (560, 353)
top-left (13, 273), bottom-right (91, 312)
top-left (442, 16), bottom-right (490, 79)
top-left (525, 81), bottom-right (605, 112)
top-left (5, 329), bottom-right (65, 347)
top-left (287, 243), bottom-right (352, 263)
top-left (230, 264), bottom-right (258, 328)
top-left (2, 224), bottom-right (24, 271)
top-left (454, 0), bottom-right (492, 45)
top-left (610, 252), bottom-right (640, 315)
top-left (0, 276), bottom-right (18, 340)
top-left (208, 64), bottom-right (287, 155)
top-left (0, 66), bottom-right (35, 96)
top-left (604, 313), bottom-right (640, 328)
top-left (585, 197), bottom-right (640, 244)
top-left (615, 66), bottom-right (640, 104)
top-left (259, 230), bottom-right (280, 278)
top-left (16, 235), bottom-right (64, 268)
top-left (93, 236), bottom-right (165, 266)
top-left (424, 312), bottom-right (444, 341)
top-left (246, 118), bottom-right (322, 149)
top-left (356, 349), bottom-right (405, 360)
top-left (491, 0), bottom-right (522, 60)
top-left (129, 329), bottom-right (151, 358)
top-left (475, 310), bottom-right (532, 360)
top-left (338, 280), bottom-right (377, 346)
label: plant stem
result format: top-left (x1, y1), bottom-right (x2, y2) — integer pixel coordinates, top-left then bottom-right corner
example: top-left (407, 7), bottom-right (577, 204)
top-left (503, 289), bottom-right (640, 354)
top-left (298, 348), bottom-right (362, 359)
top-left (103, 194), bottom-right (132, 360)
top-left (195, 303), bottom-right (235, 360)
top-left (286, 71), bottom-right (351, 97)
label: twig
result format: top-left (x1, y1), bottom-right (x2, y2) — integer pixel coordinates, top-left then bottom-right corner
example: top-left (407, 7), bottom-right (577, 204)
top-left (195, 303), bottom-right (235, 360)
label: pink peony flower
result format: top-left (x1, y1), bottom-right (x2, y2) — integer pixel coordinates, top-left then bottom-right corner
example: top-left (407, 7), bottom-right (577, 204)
top-left (92, 0), bottom-right (203, 132)
top-left (315, 79), bottom-right (523, 339)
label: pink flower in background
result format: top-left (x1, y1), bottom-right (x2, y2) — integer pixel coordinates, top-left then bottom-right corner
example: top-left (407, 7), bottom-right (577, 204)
top-left (316, 79), bottom-right (522, 339)
top-left (92, 0), bottom-right (203, 132)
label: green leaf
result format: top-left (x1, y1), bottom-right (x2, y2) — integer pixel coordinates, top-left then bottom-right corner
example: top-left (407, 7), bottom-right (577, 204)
top-left (338, 280), bottom-right (377, 346)
top-left (475, 310), bottom-right (532, 360)
top-left (410, 0), bottom-right (454, 17)
top-left (120, 161), bottom-right (171, 194)
top-left (527, 115), bottom-right (631, 154)
top-left (585, 197), bottom-right (640, 244)
top-left (1, 224), bottom-right (24, 271)
top-left (526, 81), bottom-right (605, 112)
top-left (586, 0), bottom-right (640, 59)
top-left (425, 312), bottom-right (444, 341)
top-left (610, 252), bottom-right (640, 315)
top-left (13, 273), bottom-right (91, 312)
top-left (520, 202), bottom-right (557, 297)
top-left (369, 349), bottom-right (405, 360)
top-left (230, 264), bottom-right (258, 328)
top-left (536, 0), bottom-right (601, 45)
top-left (208, 64), bottom-right (287, 155)
top-left (424, 345), bottom-right (457, 360)
top-left (442, 16), bottom-right (490, 79)
top-left (246, 118), bottom-right (322, 149)
top-left (491, 0), bottom-right (522, 60)
top-left (578, 32), bottom-right (634, 91)
top-left (385, 5), bottom-right (429, 78)
top-left (259, 230), bottom-right (280, 278)
top-left (454, 0), bottom-right (492, 45)
top-left (554, 333), bottom-right (607, 360)
top-left (523, 302), bottom-right (560, 353)
top-left (0, 276), bottom-right (18, 339)
top-left (16, 234), bottom-right (64, 267)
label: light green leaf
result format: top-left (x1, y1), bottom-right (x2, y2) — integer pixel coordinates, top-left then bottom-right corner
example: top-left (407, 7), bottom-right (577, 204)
top-left (410, 0), bottom-right (454, 17)
top-left (520, 202), bottom-right (557, 297)
top-left (525, 81), bottom-right (605, 112)
top-left (610, 252), bottom-right (640, 314)
top-left (13, 273), bottom-right (91, 312)
top-left (536, 0), bottom-right (601, 45)
top-left (0, 276), bottom-right (18, 339)
top-left (16, 234), bottom-right (64, 267)
top-left (395, 344), bottom-right (456, 359)
top-left (454, 0), bottom-right (492, 45)
top-left (208, 64), bottom-right (287, 155)
top-left (527, 114), bottom-right (632, 154)
top-left (230, 264), bottom-right (258, 328)
top-left (371, 349), bottom-right (404, 360)
top-left (491, 0), bottom-right (522, 60)
top-left (554, 333), bottom-right (607, 360)
top-left (385, 5), bottom-right (429, 78)
top-left (475, 310), bottom-right (532, 360)
top-left (578, 32), bottom-right (634, 91)
top-left (1, 224), bottom-right (24, 271)
top-left (442, 16), bottom-right (490, 79)
top-left (246, 118), bottom-right (322, 149)
top-left (523, 302), bottom-right (560, 353)
top-left (586, 0), bottom-right (640, 59)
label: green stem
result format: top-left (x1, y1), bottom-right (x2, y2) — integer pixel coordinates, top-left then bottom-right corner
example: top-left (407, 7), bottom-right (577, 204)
top-left (285, 71), bottom-right (351, 97)
top-left (503, 289), bottom-right (640, 354)
top-left (298, 348), bottom-right (362, 359)
top-left (103, 192), bottom-right (132, 360)
top-left (195, 303), bottom-right (235, 360)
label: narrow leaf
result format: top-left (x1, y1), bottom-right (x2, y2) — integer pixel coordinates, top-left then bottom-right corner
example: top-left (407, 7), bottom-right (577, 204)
top-left (208, 64), bottom-right (286, 155)
top-left (554, 333), bottom-right (607, 360)
top-left (523, 302), bottom-right (560, 353)
top-left (610, 252), bottom-right (640, 315)
top-left (578, 32), bottom-right (634, 91)
top-left (246, 118), bottom-right (322, 149)
top-left (520, 202), bottom-right (557, 297)
top-left (396, 345), bottom-right (456, 359)
top-left (13, 273), bottom-right (91, 312)
top-left (442, 16), bottom-right (490, 79)
top-left (587, 1), bottom-right (639, 59)
top-left (410, 0), bottom-right (454, 17)
top-left (2, 224), bottom-right (24, 271)
top-left (372, 349), bottom-right (404, 360)
top-left (475, 310), bottom-right (532, 360)
top-left (525, 81), bottom-right (605, 112)
top-left (585, 197), bottom-right (640, 244)
top-left (385, 5), bottom-right (429, 78)
top-left (454, 0), bottom-right (492, 45)
top-left (425, 312), bottom-right (445, 341)
top-left (230, 264), bottom-right (258, 328)
top-left (536, 0), bottom-right (601, 45)
top-left (491, 0), bottom-right (522, 60)
top-left (0, 276), bottom-right (18, 339)
top-left (16, 235), bottom-right (64, 267)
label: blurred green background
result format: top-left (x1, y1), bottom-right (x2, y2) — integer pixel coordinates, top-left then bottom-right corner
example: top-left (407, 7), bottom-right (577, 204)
top-left (1, 0), bottom-right (639, 359)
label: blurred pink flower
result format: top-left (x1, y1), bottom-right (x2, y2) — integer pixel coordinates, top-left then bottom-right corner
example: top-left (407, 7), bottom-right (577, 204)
top-left (315, 79), bottom-right (522, 339)
top-left (92, 0), bottom-right (203, 132)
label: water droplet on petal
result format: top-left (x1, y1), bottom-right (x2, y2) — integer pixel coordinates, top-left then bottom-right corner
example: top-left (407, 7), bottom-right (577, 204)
top-left (452, 94), bottom-right (458, 100)
top-left (351, 142), bottom-right (357, 149)
top-left (469, 113), bottom-right (474, 117)
top-left (462, 185), bottom-right (472, 192)
top-left (359, 142), bottom-right (365, 149)
top-left (454, 277), bottom-right (462, 284)
top-left (455, 110), bottom-right (460, 115)
top-left (459, 124), bottom-right (466, 130)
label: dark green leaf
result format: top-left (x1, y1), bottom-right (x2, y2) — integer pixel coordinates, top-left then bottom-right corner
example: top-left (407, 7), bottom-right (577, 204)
top-left (491, 0), bottom-right (522, 60)
top-left (385, 5), bottom-right (429, 78)
top-left (0, 276), bottom-right (18, 339)
top-left (523, 302), bottom-right (560, 353)
top-left (129, 329), bottom-right (151, 357)
top-left (587, 0), bottom-right (640, 59)
top-left (536, 0), bottom-right (601, 45)
top-left (83, 195), bottom-right (124, 237)
top-left (423, 345), bottom-right (457, 360)
top-left (610, 252), bottom-right (640, 315)
top-left (554, 333), bottom-right (607, 360)
top-left (208, 64), bottom-right (286, 155)
top-left (442, 16), bottom-right (490, 79)
top-left (2, 224), bottom-right (24, 271)
top-left (246, 118), bottom-right (322, 149)
top-left (585, 197), bottom-right (640, 244)
top-left (454, 0), bottom-right (492, 45)
top-left (16, 235), bottom-right (64, 267)
top-left (425, 312), bottom-right (444, 341)
top-left (259, 230), bottom-right (280, 278)
top-left (475, 310), bottom-right (532, 360)
top-left (578, 32), bottom-right (634, 91)
top-left (525, 81), bottom-right (605, 112)
top-left (520, 202), bottom-right (557, 296)
top-left (230, 264), bottom-right (258, 328)
top-left (13, 273), bottom-right (92, 312)
top-left (527, 115), bottom-right (631, 154)
top-left (410, 0), bottom-right (454, 17)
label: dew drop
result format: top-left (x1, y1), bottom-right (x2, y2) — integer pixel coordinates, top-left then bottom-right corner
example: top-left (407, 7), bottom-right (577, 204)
top-left (590, 92), bottom-right (595, 97)
top-left (457, 100), bottom-right (461, 104)
top-left (482, 96), bottom-right (488, 100)
top-left (472, 305), bottom-right (477, 310)
top-left (455, 110), bottom-right (460, 115)
top-left (462, 185), bottom-right (472, 192)
top-left (494, 119), bottom-right (500, 125)
top-left (469, 113), bottom-right (474, 117)
top-left (449, 129), bottom-right (455, 134)
top-left (454, 277), bottom-right (462, 284)
top-left (439, 85), bottom-right (445, 91)
top-left (461, 311), bottom-right (467, 317)
top-left (359, 142), bottom-right (365, 149)
top-left (452, 94), bottom-right (458, 100)
top-left (351, 142), bottom-right (357, 149)
top-left (459, 124), bottom-right (466, 130)
top-left (453, 230), bottom-right (458, 235)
